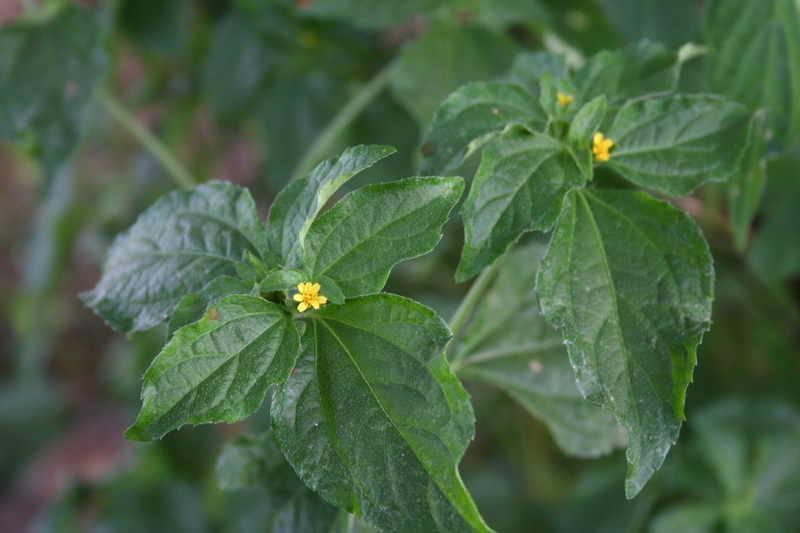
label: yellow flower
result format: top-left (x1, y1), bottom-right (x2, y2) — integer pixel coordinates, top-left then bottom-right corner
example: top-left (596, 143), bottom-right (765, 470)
top-left (557, 92), bottom-right (573, 107)
top-left (293, 282), bottom-right (328, 312)
top-left (592, 132), bottom-right (614, 162)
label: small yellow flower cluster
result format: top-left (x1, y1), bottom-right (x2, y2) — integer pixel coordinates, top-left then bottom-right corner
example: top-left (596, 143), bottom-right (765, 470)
top-left (592, 132), bottom-right (614, 162)
top-left (557, 92), bottom-right (573, 107)
top-left (293, 282), bottom-right (328, 312)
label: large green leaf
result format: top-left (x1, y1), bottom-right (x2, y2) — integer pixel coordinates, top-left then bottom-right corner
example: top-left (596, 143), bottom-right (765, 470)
top-left (418, 81), bottom-right (547, 176)
top-left (457, 128), bottom-right (585, 282)
top-left (453, 243), bottom-right (625, 458)
top-left (126, 295), bottom-right (299, 441)
top-left (266, 145), bottom-right (396, 268)
top-left (706, 0), bottom-right (800, 147)
top-left (272, 294), bottom-right (492, 533)
top-left (83, 182), bottom-right (267, 333)
top-left (606, 95), bottom-right (752, 196)
top-left (390, 20), bottom-right (517, 128)
top-left (573, 40), bottom-right (680, 105)
top-left (536, 189), bottom-right (714, 497)
top-left (0, 7), bottom-right (105, 180)
top-left (304, 176), bottom-right (463, 298)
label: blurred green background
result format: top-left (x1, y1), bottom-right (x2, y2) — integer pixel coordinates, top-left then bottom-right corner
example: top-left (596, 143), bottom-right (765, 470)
top-left (1, 0), bottom-right (799, 531)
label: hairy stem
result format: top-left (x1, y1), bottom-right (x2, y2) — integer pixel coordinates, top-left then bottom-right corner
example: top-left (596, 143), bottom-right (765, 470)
top-left (97, 88), bottom-right (197, 189)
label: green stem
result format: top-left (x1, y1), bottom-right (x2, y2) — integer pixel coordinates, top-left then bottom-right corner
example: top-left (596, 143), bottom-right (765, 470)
top-left (447, 256), bottom-right (507, 364)
top-left (97, 88), bottom-right (197, 189)
top-left (289, 58), bottom-right (399, 182)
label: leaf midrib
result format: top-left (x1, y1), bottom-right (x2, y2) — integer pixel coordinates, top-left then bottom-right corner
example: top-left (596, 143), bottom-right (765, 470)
top-left (315, 317), bottom-right (469, 529)
top-left (574, 190), bottom-right (643, 431)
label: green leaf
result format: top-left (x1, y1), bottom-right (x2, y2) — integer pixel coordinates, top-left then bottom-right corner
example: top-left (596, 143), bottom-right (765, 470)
top-left (126, 295), bottom-right (299, 441)
top-left (505, 50), bottom-right (568, 97)
top-left (266, 145), bottom-right (396, 268)
top-left (258, 269), bottom-right (307, 293)
top-left (454, 243), bottom-right (625, 458)
top-left (536, 189), bottom-right (714, 497)
top-left (606, 95), bottom-right (752, 196)
top-left (568, 95), bottom-right (607, 149)
top-left (82, 182), bottom-right (267, 333)
top-left (728, 115), bottom-right (767, 251)
top-left (0, 7), bottom-right (105, 180)
top-left (305, 176), bottom-right (464, 298)
top-left (418, 81), bottom-right (547, 176)
top-left (216, 430), bottom-right (300, 494)
top-left (272, 294), bottom-right (493, 533)
top-left (168, 276), bottom-right (252, 338)
top-left (457, 128), bottom-right (585, 282)
top-left (706, 0), bottom-right (800, 147)
top-left (573, 40), bottom-right (681, 105)
top-left (390, 20), bottom-right (517, 128)
top-left (567, 95), bottom-right (607, 178)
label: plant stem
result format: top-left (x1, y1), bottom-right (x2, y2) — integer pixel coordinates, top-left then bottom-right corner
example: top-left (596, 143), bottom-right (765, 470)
top-left (447, 257), bottom-right (506, 364)
top-left (289, 58), bottom-right (399, 182)
top-left (97, 88), bottom-right (197, 190)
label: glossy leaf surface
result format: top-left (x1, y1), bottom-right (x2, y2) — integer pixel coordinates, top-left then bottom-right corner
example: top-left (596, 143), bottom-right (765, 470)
top-left (536, 189), bottom-right (714, 497)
